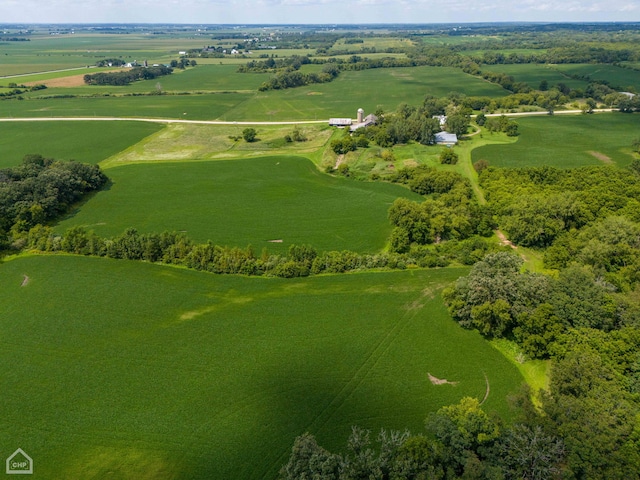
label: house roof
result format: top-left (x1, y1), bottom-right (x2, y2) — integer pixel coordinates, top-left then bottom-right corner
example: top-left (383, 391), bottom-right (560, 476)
top-left (435, 132), bottom-right (458, 144)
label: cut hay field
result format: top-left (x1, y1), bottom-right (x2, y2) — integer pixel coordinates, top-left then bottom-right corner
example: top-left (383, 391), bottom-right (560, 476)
top-left (0, 254), bottom-right (524, 480)
top-left (0, 121), bottom-right (163, 168)
top-left (55, 156), bottom-right (423, 252)
top-left (472, 113), bottom-right (639, 169)
top-left (481, 64), bottom-right (588, 90)
top-left (100, 123), bottom-right (336, 167)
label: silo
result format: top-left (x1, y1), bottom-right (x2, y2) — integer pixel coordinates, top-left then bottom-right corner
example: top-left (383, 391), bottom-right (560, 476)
top-left (357, 108), bottom-right (364, 123)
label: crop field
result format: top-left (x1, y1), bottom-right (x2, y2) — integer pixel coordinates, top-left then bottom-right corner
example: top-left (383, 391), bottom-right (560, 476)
top-left (0, 34), bottom-right (209, 76)
top-left (0, 65), bottom-right (509, 120)
top-left (0, 254), bottom-right (524, 480)
top-left (55, 156), bottom-right (423, 252)
top-left (223, 66), bottom-right (509, 121)
top-left (472, 113), bottom-right (639, 168)
top-left (552, 64), bottom-right (640, 91)
top-left (481, 64), bottom-right (588, 90)
top-left (0, 93), bottom-right (251, 120)
top-left (20, 65), bottom-right (272, 97)
top-left (0, 120), bottom-right (162, 167)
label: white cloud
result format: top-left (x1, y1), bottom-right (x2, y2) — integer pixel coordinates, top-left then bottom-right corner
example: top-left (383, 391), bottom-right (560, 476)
top-left (0, 0), bottom-right (638, 23)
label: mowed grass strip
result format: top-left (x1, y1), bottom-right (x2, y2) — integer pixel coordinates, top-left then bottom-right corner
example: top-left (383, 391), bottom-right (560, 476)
top-left (472, 113), bottom-right (640, 169)
top-left (55, 156), bottom-right (423, 253)
top-left (0, 121), bottom-right (163, 167)
top-left (0, 255), bottom-right (524, 480)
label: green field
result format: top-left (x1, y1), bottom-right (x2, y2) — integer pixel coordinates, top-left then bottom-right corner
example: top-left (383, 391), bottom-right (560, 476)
top-left (0, 254), bottom-right (524, 480)
top-left (0, 121), bottom-right (162, 167)
top-left (472, 113), bottom-right (640, 168)
top-left (552, 64), bottom-right (640, 91)
top-left (0, 65), bottom-right (509, 121)
top-left (55, 156), bottom-right (423, 252)
top-left (481, 64), bottom-right (588, 90)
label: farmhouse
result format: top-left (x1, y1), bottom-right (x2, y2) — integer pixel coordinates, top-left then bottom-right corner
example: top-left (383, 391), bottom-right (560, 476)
top-left (435, 132), bottom-right (458, 145)
top-left (433, 115), bottom-right (447, 129)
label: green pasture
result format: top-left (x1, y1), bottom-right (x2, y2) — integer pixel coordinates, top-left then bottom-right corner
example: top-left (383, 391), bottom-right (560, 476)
top-left (0, 121), bottom-right (162, 168)
top-left (472, 113), bottom-right (639, 168)
top-left (0, 254), bottom-right (524, 479)
top-left (552, 64), bottom-right (640, 91)
top-left (481, 64), bottom-right (588, 90)
top-left (55, 156), bottom-right (424, 252)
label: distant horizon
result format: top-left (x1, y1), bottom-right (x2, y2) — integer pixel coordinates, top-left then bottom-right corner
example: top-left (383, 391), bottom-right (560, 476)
top-left (0, 0), bottom-right (638, 25)
top-left (2, 21), bottom-right (640, 26)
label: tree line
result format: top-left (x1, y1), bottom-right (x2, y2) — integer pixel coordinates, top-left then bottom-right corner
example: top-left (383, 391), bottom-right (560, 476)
top-left (0, 155), bottom-right (107, 249)
top-left (84, 65), bottom-right (174, 86)
top-left (21, 224), bottom-right (505, 278)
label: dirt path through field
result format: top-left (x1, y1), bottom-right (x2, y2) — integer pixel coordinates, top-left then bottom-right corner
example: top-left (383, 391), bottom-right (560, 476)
top-left (588, 150), bottom-right (613, 164)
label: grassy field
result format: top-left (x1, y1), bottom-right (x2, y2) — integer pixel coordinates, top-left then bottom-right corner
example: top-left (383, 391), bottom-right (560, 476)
top-left (55, 156), bottom-right (424, 252)
top-left (472, 113), bottom-right (640, 168)
top-left (100, 123), bottom-right (336, 167)
top-left (481, 64), bottom-right (588, 90)
top-left (0, 254), bottom-right (524, 480)
top-left (552, 64), bottom-right (640, 91)
top-left (0, 121), bottom-right (163, 167)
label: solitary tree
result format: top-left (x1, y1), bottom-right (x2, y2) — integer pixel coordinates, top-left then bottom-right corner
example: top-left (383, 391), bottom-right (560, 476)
top-left (242, 128), bottom-right (257, 142)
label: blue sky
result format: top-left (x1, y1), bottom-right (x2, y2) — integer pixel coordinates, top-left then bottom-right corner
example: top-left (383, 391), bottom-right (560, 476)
top-left (1, 0), bottom-right (639, 24)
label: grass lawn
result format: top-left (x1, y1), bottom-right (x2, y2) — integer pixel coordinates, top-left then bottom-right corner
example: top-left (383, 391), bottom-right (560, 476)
top-left (472, 113), bottom-right (640, 169)
top-left (0, 121), bottom-right (163, 167)
top-left (0, 254), bottom-right (524, 480)
top-left (55, 156), bottom-right (424, 253)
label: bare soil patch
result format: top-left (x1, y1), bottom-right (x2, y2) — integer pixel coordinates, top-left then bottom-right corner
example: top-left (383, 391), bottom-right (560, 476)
top-left (24, 69), bottom-right (126, 88)
top-left (21, 275), bottom-right (30, 287)
top-left (588, 150), bottom-right (613, 164)
top-left (428, 373), bottom-right (459, 386)
top-left (495, 230), bottom-right (516, 249)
